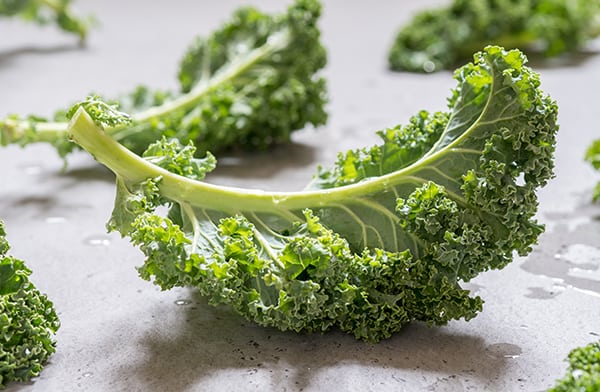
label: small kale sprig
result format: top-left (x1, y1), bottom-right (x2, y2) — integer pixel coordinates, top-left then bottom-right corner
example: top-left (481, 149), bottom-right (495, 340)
top-left (549, 340), bottom-right (600, 392)
top-left (585, 139), bottom-right (600, 201)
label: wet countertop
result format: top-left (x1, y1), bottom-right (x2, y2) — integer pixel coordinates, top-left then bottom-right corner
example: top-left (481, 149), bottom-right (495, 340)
top-left (1, 1), bottom-right (599, 391)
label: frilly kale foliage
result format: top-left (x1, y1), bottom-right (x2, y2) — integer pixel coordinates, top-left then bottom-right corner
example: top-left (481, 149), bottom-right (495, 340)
top-left (549, 340), bottom-right (600, 392)
top-left (67, 46), bottom-right (558, 342)
top-left (585, 139), bottom-right (600, 201)
top-left (0, 220), bottom-right (60, 388)
top-left (0, 0), bottom-right (91, 41)
top-left (388, 0), bottom-right (600, 73)
top-left (1, 0), bottom-right (327, 158)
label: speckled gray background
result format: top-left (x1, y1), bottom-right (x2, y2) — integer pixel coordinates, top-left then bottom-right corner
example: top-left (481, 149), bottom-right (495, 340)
top-left (1, 1), bottom-right (599, 391)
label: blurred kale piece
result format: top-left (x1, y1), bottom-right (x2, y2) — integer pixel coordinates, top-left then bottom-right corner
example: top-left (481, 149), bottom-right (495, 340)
top-left (388, 0), bottom-right (600, 72)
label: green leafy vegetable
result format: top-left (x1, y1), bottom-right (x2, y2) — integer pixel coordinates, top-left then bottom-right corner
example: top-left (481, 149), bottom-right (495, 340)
top-left (0, 220), bottom-right (60, 388)
top-left (549, 340), bottom-right (600, 392)
top-left (1, 0), bottom-right (327, 159)
top-left (585, 139), bottom-right (600, 201)
top-left (0, 0), bottom-right (91, 41)
top-left (67, 46), bottom-right (558, 342)
top-left (388, 0), bottom-right (600, 73)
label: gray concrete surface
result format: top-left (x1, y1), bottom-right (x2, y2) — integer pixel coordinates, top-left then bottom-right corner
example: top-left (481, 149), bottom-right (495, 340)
top-left (1, 1), bottom-right (599, 391)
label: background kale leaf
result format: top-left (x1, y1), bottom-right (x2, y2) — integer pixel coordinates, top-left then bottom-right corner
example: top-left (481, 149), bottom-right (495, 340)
top-left (388, 0), bottom-right (600, 73)
top-left (0, 0), bottom-right (91, 41)
top-left (1, 0), bottom-right (328, 159)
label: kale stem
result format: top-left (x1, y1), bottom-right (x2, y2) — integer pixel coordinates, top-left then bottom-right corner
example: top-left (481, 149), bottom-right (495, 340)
top-left (67, 108), bottom-right (417, 213)
top-left (130, 30), bottom-right (291, 123)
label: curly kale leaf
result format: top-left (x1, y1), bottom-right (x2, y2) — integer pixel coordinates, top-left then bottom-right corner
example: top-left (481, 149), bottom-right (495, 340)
top-left (0, 220), bottom-right (60, 388)
top-left (0, 0), bottom-right (91, 41)
top-left (66, 96), bottom-right (132, 129)
top-left (1, 0), bottom-right (327, 158)
top-left (68, 46), bottom-right (558, 342)
top-left (549, 340), bottom-right (600, 392)
top-left (388, 0), bottom-right (600, 73)
top-left (585, 139), bottom-right (600, 201)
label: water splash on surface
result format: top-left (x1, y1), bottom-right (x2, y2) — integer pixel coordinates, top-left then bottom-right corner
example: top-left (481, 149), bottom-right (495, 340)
top-left (485, 343), bottom-right (522, 359)
top-left (83, 235), bottom-right (111, 247)
top-left (524, 285), bottom-right (565, 300)
top-left (45, 216), bottom-right (67, 224)
top-left (461, 282), bottom-right (484, 294)
top-left (556, 243), bottom-right (600, 268)
top-left (521, 221), bottom-right (600, 297)
top-left (19, 163), bottom-right (43, 176)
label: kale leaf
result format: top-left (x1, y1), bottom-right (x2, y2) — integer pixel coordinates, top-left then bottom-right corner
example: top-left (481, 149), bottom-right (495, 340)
top-left (67, 46), bottom-right (558, 342)
top-left (1, 0), bottom-right (327, 158)
top-left (549, 340), bottom-right (600, 392)
top-left (0, 0), bottom-right (91, 41)
top-left (585, 139), bottom-right (600, 201)
top-left (0, 220), bottom-right (60, 388)
top-left (388, 0), bottom-right (600, 73)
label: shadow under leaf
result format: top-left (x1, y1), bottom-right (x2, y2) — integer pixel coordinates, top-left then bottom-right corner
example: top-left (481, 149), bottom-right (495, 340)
top-left (108, 291), bottom-right (512, 392)
top-left (0, 43), bottom-right (83, 67)
top-left (209, 141), bottom-right (318, 181)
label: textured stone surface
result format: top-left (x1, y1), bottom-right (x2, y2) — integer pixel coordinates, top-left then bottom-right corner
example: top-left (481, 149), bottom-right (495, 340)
top-left (1, 1), bottom-right (599, 391)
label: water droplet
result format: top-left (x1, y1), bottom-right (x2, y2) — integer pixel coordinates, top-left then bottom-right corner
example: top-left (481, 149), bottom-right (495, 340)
top-left (423, 61), bottom-right (436, 73)
top-left (344, 103), bottom-right (359, 113)
top-left (521, 225), bottom-right (600, 297)
top-left (20, 163), bottom-right (42, 176)
top-left (557, 244), bottom-right (600, 269)
top-left (365, 117), bottom-right (386, 126)
top-left (571, 287), bottom-right (600, 298)
top-left (45, 216), bottom-right (66, 224)
top-left (174, 299), bottom-right (192, 306)
top-left (485, 343), bottom-right (522, 359)
top-left (83, 235), bottom-right (111, 247)
top-left (340, 125), bottom-right (358, 136)
top-left (543, 211), bottom-right (591, 232)
top-left (572, 369), bottom-right (585, 379)
top-left (567, 267), bottom-right (600, 282)
top-left (524, 285), bottom-right (565, 300)
top-left (235, 42), bottom-right (249, 53)
top-left (364, 78), bottom-right (377, 88)
top-left (218, 156), bottom-right (243, 166)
